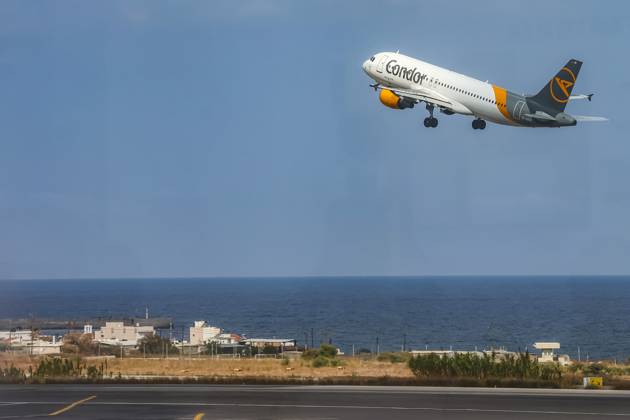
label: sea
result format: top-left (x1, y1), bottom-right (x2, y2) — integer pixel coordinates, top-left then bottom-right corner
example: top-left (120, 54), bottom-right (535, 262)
top-left (1, 276), bottom-right (629, 361)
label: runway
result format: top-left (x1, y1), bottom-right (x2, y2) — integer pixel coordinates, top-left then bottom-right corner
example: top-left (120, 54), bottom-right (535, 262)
top-left (2, 384), bottom-right (630, 419)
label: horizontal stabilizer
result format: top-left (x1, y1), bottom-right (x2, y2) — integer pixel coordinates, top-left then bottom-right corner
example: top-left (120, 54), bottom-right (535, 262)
top-left (574, 115), bottom-right (608, 122)
top-left (569, 94), bottom-right (594, 101)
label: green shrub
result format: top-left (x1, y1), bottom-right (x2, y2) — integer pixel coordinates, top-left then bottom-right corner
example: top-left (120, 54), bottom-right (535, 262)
top-left (408, 352), bottom-right (562, 382)
top-left (302, 345), bottom-right (337, 360)
top-left (0, 363), bottom-right (26, 382)
top-left (140, 334), bottom-right (179, 355)
top-left (312, 356), bottom-right (330, 368)
top-left (330, 359), bottom-right (344, 367)
top-left (29, 357), bottom-right (105, 380)
top-left (377, 352), bottom-right (410, 363)
top-left (583, 363), bottom-right (605, 376)
top-left (301, 349), bottom-right (320, 360)
top-left (319, 344), bottom-right (337, 358)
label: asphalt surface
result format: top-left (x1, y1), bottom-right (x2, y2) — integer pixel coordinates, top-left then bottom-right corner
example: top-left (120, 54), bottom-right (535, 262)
top-left (2, 384), bottom-right (630, 419)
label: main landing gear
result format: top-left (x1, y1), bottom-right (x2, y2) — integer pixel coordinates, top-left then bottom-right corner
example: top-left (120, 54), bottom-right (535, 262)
top-left (423, 104), bottom-right (438, 128)
top-left (472, 118), bottom-right (486, 130)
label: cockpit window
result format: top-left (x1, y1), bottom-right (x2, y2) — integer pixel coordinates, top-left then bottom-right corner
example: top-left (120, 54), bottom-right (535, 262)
top-left (370, 56), bottom-right (375, 62)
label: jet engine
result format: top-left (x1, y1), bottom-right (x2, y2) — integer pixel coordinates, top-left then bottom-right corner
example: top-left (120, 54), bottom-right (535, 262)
top-left (379, 89), bottom-right (415, 109)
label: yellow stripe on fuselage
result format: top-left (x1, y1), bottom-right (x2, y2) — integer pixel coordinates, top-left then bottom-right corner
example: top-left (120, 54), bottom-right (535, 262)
top-left (491, 84), bottom-right (513, 123)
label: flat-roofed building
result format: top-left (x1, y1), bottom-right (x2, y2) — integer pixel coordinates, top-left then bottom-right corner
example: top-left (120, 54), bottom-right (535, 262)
top-left (533, 342), bottom-right (570, 365)
top-left (189, 321), bottom-right (221, 346)
top-left (533, 342), bottom-right (560, 362)
top-left (94, 321), bottom-right (154, 346)
top-left (242, 338), bottom-right (296, 350)
top-left (0, 330), bottom-right (32, 344)
top-left (25, 338), bottom-right (61, 355)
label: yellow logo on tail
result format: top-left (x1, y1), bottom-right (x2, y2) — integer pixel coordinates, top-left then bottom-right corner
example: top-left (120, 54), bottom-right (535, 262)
top-left (555, 77), bottom-right (573, 97)
top-left (549, 67), bottom-right (576, 103)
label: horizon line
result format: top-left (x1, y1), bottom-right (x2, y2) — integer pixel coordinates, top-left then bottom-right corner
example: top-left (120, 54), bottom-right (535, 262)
top-left (2, 274), bottom-right (630, 281)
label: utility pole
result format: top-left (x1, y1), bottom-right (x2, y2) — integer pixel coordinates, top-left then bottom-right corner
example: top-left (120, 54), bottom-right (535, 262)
top-left (181, 326), bottom-right (184, 359)
top-left (304, 332), bottom-right (308, 350)
top-left (311, 328), bottom-right (314, 349)
top-left (578, 346), bottom-right (581, 362)
top-left (402, 334), bottom-right (407, 352)
top-left (376, 336), bottom-right (379, 356)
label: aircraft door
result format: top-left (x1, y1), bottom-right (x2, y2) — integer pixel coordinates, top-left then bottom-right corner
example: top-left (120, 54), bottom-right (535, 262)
top-left (376, 55), bottom-right (388, 73)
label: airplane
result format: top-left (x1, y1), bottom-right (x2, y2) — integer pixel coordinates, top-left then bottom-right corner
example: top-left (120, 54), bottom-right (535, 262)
top-left (362, 51), bottom-right (607, 129)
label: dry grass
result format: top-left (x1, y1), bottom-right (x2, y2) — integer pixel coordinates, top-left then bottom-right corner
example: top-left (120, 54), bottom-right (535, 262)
top-left (0, 353), bottom-right (35, 371)
top-left (84, 356), bottom-right (414, 379)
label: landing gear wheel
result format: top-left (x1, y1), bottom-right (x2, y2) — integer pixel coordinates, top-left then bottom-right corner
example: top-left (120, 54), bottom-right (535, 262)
top-left (472, 119), bottom-right (486, 130)
top-left (424, 104), bottom-right (438, 128)
top-left (424, 117), bottom-right (438, 128)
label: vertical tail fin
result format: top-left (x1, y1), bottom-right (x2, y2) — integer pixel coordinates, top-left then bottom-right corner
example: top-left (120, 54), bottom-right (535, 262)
top-left (530, 59), bottom-right (582, 114)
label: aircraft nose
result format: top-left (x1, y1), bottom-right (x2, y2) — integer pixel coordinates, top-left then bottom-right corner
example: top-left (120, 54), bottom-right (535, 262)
top-left (362, 59), bottom-right (370, 73)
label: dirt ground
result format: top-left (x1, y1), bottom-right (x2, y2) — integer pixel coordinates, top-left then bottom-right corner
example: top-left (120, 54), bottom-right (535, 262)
top-left (90, 356), bottom-right (414, 378)
top-left (1, 353), bottom-right (413, 379)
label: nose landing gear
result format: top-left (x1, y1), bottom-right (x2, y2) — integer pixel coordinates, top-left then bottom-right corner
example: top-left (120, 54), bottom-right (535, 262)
top-left (423, 104), bottom-right (438, 128)
top-left (472, 118), bottom-right (486, 130)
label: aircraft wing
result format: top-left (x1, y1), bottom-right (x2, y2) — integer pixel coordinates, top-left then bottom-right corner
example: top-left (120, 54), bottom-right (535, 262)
top-left (375, 85), bottom-right (472, 114)
top-left (375, 85), bottom-right (452, 108)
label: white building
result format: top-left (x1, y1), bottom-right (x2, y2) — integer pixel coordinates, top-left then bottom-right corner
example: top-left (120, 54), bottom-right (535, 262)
top-left (0, 330), bottom-right (32, 344)
top-left (533, 342), bottom-right (560, 362)
top-left (217, 333), bottom-right (242, 345)
top-left (93, 322), bottom-right (154, 347)
top-left (242, 338), bottom-right (296, 349)
top-left (25, 337), bottom-right (61, 355)
top-left (410, 350), bottom-right (486, 358)
top-left (1, 332), bottom-right (61, 355)
top-left (533, 342), bottom-right (571, 365)
top-left (189, 321), bottom-right (221, 346)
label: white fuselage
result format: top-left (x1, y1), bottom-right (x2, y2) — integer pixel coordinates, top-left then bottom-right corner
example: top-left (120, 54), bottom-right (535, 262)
top-left (362, 52), bottom-right (517, 126)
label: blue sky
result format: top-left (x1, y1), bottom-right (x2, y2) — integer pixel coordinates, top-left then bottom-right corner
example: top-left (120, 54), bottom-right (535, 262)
top-left (0, 0), bottom-right (628, 279)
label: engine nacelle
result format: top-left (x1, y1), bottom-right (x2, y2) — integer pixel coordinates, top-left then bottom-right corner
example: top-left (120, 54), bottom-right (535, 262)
top-left (379, 89), bottom-right (415, 109)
